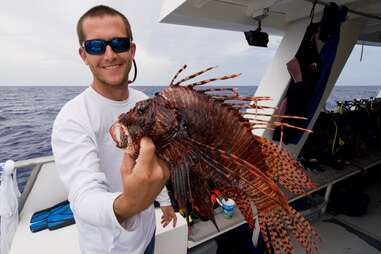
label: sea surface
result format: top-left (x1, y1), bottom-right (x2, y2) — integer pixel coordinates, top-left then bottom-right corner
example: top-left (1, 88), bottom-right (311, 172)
top-left (0, 85), bottom-right (380, 190)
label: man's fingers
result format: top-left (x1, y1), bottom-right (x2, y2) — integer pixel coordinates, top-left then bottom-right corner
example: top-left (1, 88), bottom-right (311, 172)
top-left (160, 213), bottom-right (177, 228)
top-left (157, 158), bottom-right (170, 177)
top-left (161, 214), bottom-right (173, 228)
top-left (135, 137), bottom-right (170, 182)
top-left (161, 217), bottom-right (170, 228)
top-left (120, 151), bottom-right (136, 176)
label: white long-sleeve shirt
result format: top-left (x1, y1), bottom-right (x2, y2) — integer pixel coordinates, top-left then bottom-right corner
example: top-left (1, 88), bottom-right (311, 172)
top-left (51, 86), bottom-right (171, 254)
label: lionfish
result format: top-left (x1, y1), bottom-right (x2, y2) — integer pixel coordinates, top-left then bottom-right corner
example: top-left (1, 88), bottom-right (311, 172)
top-left (110, 65), bottom-right (320, 254)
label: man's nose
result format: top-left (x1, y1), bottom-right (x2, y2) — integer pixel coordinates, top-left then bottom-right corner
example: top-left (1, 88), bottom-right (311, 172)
top-left (103, 45), bottom-right (117, 60)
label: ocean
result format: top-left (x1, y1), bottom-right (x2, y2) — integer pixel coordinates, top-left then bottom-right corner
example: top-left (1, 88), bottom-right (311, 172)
top-left (1, 85), bottom-right (380, 190)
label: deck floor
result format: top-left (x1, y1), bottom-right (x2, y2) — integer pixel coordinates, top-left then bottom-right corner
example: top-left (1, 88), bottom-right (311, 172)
top-left (295, 177), bottom-right (381, 254)
top-left (189, 168), bottom-right (381, 254)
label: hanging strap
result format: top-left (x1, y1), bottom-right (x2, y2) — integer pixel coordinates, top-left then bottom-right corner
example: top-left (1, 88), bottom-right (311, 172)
top-left (360, 41), bottom-right (365, 62)
top-left (128, 59), bottom-right (137, 84)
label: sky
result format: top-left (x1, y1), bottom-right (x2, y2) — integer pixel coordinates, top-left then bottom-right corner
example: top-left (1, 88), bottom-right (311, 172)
top-left (0, 0), bottom-right (380, 86)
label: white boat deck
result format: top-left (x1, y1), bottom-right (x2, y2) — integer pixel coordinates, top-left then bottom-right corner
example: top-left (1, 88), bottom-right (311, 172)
top-left (188, 149), bottom-right (381, 249)
top-left (8, 147), bottom-right (381, 254)
top-left (189, 164), bottom-right (381, 254)
top-left (295, 179), bottom-right (381, 254)
top-left (9, 161), bottom-right (188, 254)
top-left (11, 209), bottom-right (188, 254)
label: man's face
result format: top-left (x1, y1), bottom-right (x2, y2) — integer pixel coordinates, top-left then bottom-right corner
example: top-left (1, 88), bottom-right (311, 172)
top-left (79, 15), bottom-right (136, 87)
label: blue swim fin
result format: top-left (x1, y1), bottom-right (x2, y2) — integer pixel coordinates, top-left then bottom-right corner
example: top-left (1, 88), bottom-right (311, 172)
top-left (30, 200), bottom-right (70, 223)
top-left (47, 207), bottom-right (75, 230)
top-left (30, 200), bottom-right (75, 233)
top-left (30, 220), bottom-right (48, 233)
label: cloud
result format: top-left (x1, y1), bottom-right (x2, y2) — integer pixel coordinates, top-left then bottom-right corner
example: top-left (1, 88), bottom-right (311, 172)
top-left (0, 0), bottom-right (380, 86)
top-left (337, 45), bottom-right (381, 86)
top-left (134, 44), bottom-right (173, 85)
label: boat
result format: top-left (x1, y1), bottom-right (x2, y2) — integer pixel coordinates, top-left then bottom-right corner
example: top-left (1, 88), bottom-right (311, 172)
top-left (159, 0), bottom-right (381, 253)
top-left (2, 0), bottom-right (381, 253)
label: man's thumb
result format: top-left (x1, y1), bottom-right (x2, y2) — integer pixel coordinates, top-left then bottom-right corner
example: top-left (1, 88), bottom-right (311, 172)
top-left (138, 137), bottom-right (156, 161)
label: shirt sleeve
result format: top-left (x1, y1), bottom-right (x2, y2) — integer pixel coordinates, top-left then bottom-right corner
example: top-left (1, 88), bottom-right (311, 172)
top-left (51, 114), bottom-right (138, 232)
top-left (155, 186), bottom-right (172, 206)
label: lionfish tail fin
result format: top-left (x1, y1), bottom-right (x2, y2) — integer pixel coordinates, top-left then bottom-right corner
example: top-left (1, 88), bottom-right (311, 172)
top-left (258, 205), bottom-right (320, 254)
top-left (254, 135), bottom-right (316, 194)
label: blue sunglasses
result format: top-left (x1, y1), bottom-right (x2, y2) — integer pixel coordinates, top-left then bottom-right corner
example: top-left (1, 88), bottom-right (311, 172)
top-left (83, 37), bottom-right (131, 55)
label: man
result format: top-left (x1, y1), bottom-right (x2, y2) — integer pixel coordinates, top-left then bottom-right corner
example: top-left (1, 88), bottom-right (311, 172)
top-left (52, 5), bottom-right (176, 254)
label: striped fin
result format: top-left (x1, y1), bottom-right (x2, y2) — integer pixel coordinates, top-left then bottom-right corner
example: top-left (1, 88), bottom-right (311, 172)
top-left (185, 138), bottom-right (319, 254)
top-left (187, 73), bottom-right (242, 88)
top-left (173, 66), bottom-right (217, 86)
top-left (253, 135), bottom-right (316, 194)
top-left (189, 166), bottom-right (219, 230)
top-left (223, 187), bottom-right (256, 230)
top-left (170, 64), bottom-right (187, 86)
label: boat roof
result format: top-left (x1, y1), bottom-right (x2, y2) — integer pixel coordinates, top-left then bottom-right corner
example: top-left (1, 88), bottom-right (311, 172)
top-left (159, 0), bottom-right (381, 46)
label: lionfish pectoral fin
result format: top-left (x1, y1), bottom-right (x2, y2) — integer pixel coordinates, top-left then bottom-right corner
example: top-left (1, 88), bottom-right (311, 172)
top-left (184, 139), bottom-right (320, 253)
top-left (257, 205), bottom-right (320, 254)
top-left (253, 135), bottom-right (316, 195)
top-left (185, 138), bottom-right (288, 206)
top-left (162, 141), bottom-right (219, 229)
top-left (161, 142), bottom-right (194, 212)
top-left (170, 164), bottom-right (189, 210)
top-left (189, 165), bottom-right (219, 231)
top-left (223, 187), bottom-right (256, 230)
top-left (210, 218), bottom-right (220, 232)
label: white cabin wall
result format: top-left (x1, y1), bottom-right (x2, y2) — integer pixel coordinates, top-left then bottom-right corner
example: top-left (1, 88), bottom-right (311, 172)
top-left (254, 16), bottom-right (366, 157)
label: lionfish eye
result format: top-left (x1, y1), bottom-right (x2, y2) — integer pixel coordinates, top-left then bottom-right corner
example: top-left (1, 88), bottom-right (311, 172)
top-left (137, 104), bottom-right (147, 114)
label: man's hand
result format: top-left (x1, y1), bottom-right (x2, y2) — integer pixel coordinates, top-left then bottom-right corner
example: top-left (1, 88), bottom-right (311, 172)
top-left (113, 137), bottom-right (170, 223)
top-left (160, 205), bottom-right (177, 228)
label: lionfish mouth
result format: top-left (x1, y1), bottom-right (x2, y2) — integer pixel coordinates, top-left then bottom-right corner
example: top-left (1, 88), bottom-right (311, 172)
top-left (109, 122), bottom-right (134, 151)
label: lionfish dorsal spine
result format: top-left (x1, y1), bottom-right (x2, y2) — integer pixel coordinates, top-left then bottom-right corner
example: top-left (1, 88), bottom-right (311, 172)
top-left (187, 73), bottom-right (242, 88)
top-left (170, 64), bottom-right (187, 86)
top-left (173, 65), bottom-right (217, 86)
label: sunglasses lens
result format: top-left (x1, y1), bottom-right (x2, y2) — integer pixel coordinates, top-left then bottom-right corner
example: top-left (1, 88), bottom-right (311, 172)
top-left (84, 38), bottom-right (131, 55)
top-left (84, 39), bottom-right (106, 55)
top-left (111, 38), bottom-right (131, 53)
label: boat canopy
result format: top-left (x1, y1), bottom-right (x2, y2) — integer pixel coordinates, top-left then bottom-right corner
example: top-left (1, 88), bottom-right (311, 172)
top-left (159, 0), bottom-right (381, 46)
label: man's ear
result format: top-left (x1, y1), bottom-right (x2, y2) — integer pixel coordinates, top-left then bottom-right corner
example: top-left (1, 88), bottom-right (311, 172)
top-left (79, 47), bottom-right (89, 65)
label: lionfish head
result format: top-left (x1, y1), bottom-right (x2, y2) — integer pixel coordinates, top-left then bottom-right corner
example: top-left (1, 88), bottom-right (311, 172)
top-left (109, 95), bottom-right (180, 153)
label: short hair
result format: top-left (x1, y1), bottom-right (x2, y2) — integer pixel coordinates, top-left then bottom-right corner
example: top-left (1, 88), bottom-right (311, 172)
top-left (76, 5), bottom-right (133, 45)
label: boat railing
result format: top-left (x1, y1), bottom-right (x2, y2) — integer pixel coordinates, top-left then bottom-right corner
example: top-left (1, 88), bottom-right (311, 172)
top-left (13, 156), bottom-right (55, 212)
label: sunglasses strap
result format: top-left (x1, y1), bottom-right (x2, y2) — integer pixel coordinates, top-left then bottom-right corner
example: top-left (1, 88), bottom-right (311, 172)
top-left (128, 59), bottom-right (137, 84)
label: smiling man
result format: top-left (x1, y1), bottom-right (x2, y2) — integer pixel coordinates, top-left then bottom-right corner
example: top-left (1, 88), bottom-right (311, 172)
top-left (52, 5), bottom-right (176, 254)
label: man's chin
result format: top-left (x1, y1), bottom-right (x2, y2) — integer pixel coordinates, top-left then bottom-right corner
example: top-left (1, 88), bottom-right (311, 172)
top-left (100, 77), bottom-right (129, 87)
top-left (108, 80), bottom-right (128, 87)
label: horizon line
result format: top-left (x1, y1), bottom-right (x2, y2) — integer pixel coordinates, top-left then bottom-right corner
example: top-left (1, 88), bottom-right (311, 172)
top-left (0, 84), bottom-right (380, 87)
